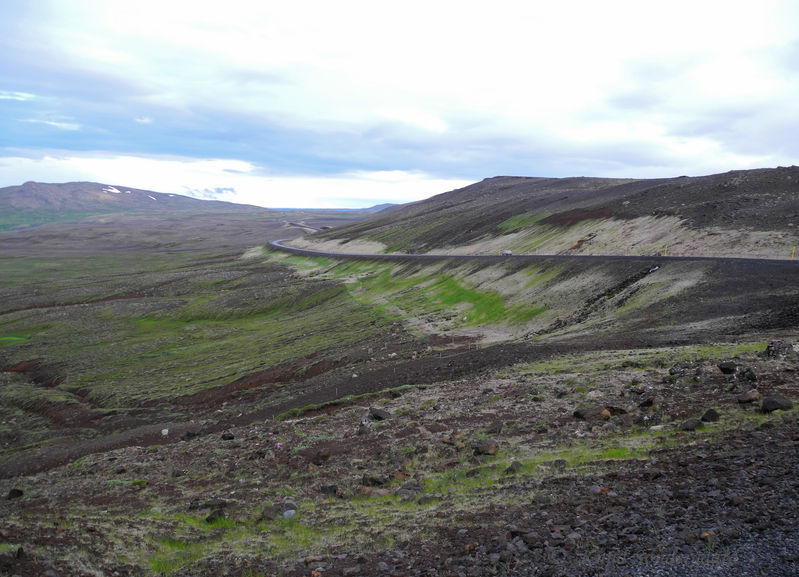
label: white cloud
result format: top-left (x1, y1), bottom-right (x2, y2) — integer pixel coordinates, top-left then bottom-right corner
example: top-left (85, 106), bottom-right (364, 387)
top-left (0, 91), bottom-right (36, 101)
top-left (20, 118), bottom-right (82, 131)
top-left (3, 1), bottom-right (798, 184)
top-left (0, 152), bottom-right (471, 208)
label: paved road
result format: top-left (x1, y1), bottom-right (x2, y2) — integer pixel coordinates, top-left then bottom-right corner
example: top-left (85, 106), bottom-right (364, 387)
top-left (269, 239), bottom-right (798, 267)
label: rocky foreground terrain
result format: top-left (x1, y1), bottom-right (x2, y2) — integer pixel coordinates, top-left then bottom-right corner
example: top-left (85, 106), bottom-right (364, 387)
top-left (1, 170), bottom-right (798, 576)
top-left (2, 340), bottom-right (799, 576)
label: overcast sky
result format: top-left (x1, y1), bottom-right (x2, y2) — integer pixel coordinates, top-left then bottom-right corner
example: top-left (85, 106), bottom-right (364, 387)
top-left (1, 1), bottom-right (798, 207)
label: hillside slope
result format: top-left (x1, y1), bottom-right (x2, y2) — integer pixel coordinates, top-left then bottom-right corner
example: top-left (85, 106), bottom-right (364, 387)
top-left (0, 181), bottom-right (266, 213)
top-left (300, 166), bottom-right (799, 259)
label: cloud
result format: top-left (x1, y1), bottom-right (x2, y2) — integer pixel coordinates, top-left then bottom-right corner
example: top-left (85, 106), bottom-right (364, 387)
top-left (0, 0), bottom-right (797, 202)
top-left (0, 91), bottom-right (36, 101)
top-left (21, 118), bottom-right (81, 131)
top-left (0, 151), bottom-right (471, 208)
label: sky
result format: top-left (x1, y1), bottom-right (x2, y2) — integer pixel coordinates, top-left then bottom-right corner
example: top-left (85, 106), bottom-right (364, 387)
top-left (1, 0), bottom-right (798, 208)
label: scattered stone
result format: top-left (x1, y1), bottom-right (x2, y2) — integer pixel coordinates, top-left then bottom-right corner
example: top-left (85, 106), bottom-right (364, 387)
top-left (394, 480), bottom-right (424, 500)
top-left (188, 497), bottom-right (227, 511)
top-left (369, 407), bottom-right (390, 421)
top-left (718, 361), bottom-right (740, 375)
top-left (160, 428), bottom-right (169, 437)
top-left (311, 448), bottom-right (331, 466)
top-left (6, 488), bottom-right (23, 500)
top-left (761, 394), bottom-right (793, 413)
top-left (741, 367), bottom-right (758, 382)
top-left (737, 389), bottom-right (760, 403)
top-left (205, 509), bottom-right (225, 524)
top-left (669, 363), bottom-right (691, 376)
top-left (573, 406), bottom-right (611, 421)
top-left (680, 418), bottom-right (703, 431)
top-left (259, 504), bottom-right (283, 521)
top-left (220, 432), bottom-right (235, 440)
top-left (282, 501), bottom-right (298, 518)
top-left (701, 408), bottom-right (720, 422)
top-left (761, 340), bottom-right (799, 359)
top-left (362, 473), bottom-right (386, 487)
top-left (505, 461), bottom-right (523, 475)
top-left (42, 570), bottom-right (61, 577)
top-left (320, 484), bottom-right (339, 496)
top-left (473, 438), bottom-right (499, 455)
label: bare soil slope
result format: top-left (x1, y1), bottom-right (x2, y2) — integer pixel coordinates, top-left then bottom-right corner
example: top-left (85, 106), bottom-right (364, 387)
top-left (307, 166), bottom-right (799, 258)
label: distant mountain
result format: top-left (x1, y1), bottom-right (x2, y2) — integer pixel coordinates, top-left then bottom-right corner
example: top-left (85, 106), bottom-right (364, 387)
top-left (0, 181), bottom-right (269, 213)
top-left (364, 203), bottom-right (397, 213)
top-left (307, 166), bottom-right (799, 258)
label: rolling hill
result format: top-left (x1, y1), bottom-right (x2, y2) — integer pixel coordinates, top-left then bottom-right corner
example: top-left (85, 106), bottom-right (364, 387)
top-left (0, 181), bottom-right (267, 213)
top-left (297, 166), bottom-right (799, 259)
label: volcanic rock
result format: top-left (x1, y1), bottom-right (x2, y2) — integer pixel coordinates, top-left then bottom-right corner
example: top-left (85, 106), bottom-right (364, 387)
top-left (737, 389), bottom-right (761, 403)
top-left (718, 361), bottom-right (740, 375)
top-left (680, 418), bottom-right (703, 431)
top-left (473, 438), bottom-right (499, 455)
top-left (369, 407), bottom-right (391, 421)
top-left (761, 340), bottom-right (799, 359)
top-left (573, 406), bottom-right (612, 421)
top-left (761, 394), bottom-right (793, 413)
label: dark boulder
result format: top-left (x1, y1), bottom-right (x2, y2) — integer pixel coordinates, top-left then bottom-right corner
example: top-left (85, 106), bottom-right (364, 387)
top-left (369, 407), bottom-right (391, 421)
top-left (761, 340), bottom-right (798, 359)
top-left (718, 361), bottom-right (740, 375)
top-left (680, 418), bottom-right (703, 431)
top-left (761, 394), bottom-right (793, 413)
top-left (473, 438), bottom-right (499, 455)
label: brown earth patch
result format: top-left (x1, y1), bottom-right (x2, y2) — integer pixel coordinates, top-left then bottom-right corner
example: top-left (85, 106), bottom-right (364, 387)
top-left (2, 359), bottom-right (64, 387)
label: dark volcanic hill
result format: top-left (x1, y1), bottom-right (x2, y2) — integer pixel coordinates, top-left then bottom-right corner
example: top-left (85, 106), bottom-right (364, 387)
top-left (304, 166), bottom-right (799, 258)
top-left (0, 181), bottom-right (266, 213)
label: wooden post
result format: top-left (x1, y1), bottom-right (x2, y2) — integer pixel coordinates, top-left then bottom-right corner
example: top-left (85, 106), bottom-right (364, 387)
top-left (792, 246), bottom-right (797, 260)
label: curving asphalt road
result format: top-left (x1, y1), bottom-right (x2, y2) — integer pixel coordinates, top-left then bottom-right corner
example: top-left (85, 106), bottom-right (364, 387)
top-left (269, 238), bottom-right (798, 267)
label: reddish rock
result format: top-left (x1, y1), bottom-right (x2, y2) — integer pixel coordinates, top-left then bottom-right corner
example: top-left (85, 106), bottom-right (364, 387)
top-left (737, 389), bottom-right (760, 404)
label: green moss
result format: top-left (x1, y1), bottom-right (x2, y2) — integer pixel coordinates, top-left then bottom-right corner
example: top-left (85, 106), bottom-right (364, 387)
top-left (148, 537), bottom-right (205, 575)
top-left (497, 213), bottom-right (550, 233)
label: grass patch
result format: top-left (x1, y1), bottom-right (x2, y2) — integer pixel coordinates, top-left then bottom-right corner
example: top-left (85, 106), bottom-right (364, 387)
top-left (498, 213), bottom-right (550, 233)
top-left (148, 536), bottom-right (205, 575)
